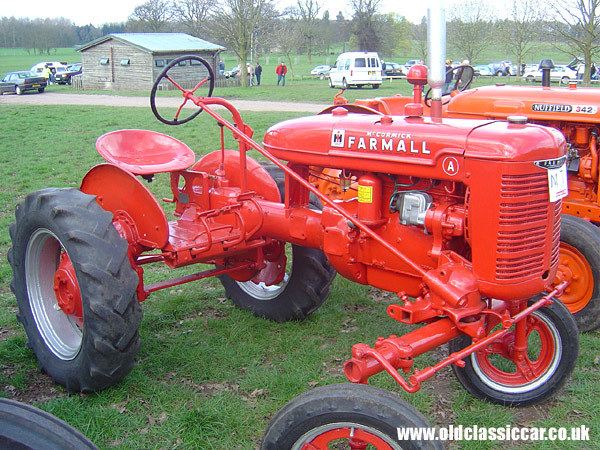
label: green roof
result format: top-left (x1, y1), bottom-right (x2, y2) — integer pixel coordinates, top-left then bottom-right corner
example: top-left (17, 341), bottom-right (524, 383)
top-left (77, 33), bottom-right (225, 53)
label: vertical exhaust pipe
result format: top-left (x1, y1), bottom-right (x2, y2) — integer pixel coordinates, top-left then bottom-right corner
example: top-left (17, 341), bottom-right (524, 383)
top-left (539, 59), bottom-right (555, 88)
top-left (427, 0), bottom-right (445, 120)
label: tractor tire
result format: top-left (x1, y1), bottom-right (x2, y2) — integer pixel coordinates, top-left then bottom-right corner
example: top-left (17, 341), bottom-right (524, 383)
top-left (449, 297), bottom-right (578, 407)
top-left (218, 166), bottom-right (336, 322)
top-left (0, 398), bottom-right (99, 450)
top-left (8, 188), bottom-right (142, 392)
top-left (261, 383), bottom-right (443, 450)
top-left (558, 214), bottom-right (600, 331)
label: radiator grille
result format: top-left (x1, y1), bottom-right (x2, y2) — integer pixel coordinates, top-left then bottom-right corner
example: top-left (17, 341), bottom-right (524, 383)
top-left (496, 173), bottom-right (553, 280)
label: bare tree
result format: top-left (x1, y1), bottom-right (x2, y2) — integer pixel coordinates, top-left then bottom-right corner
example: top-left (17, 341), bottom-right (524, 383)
top-left (349, 0), bottom-right (382, 52)
top-left (172, 0), bottom-right (214, 37)
top-left (549, 0), bottom-right (600, 85)
top-left (292, 0), bottom-right (323, 64)
top-left (129, 0), bottom-right (174, 32)
top-left (211, 0), bottom-right (277, 86)
top-left (447, 0), bottom-right (495, 63)
top-left (500, 0), bottom-right (546, 74)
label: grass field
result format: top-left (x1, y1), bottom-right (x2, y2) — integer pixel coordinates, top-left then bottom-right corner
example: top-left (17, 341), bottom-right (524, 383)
top-left (0, 98), bottom-right (599, 450)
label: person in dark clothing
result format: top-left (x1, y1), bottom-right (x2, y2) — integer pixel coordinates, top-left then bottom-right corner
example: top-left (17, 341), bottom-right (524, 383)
top-left (255, 62), bottom-right (262, 86)
top-left (443, 60), bottom-right (453, 93)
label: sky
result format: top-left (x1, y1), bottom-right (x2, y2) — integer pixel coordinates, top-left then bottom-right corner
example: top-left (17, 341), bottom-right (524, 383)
top-left (2, 0), bottom-right (441, 27)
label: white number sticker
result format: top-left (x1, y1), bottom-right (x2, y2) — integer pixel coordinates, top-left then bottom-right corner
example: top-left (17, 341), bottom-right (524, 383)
top-left (548, 165), bottom-right (568, 202)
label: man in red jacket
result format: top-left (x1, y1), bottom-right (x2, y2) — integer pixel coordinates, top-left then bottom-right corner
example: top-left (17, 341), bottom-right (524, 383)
top-left (276, 61), bottom-right (287, 86)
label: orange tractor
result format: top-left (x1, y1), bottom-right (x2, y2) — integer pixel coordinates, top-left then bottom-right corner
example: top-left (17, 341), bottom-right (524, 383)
top-left (8, 54), bottom-right (580, 448)
top-left (314, 61), bottom-right (600, 333)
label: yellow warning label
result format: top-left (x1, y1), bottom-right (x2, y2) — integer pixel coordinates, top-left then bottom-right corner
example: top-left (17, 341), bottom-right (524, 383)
top-left (358, 185), bottom-right (373, 203)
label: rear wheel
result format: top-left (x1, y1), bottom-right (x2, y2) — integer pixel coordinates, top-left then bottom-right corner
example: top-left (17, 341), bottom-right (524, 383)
top-left (561, 76), bottom-right (570, 84)
top-left (8, 188), bottom-right (142, 392)
top-left (15, 85), bottom-right (22, 95)
top-left (557, 214), bottom-right (600, 331)
top-left (449, 298), bottom-right (578, 406)
top-left (218, 166), bottom-right (335, 322)
top-left (261, 384), bottom-right (442, 450)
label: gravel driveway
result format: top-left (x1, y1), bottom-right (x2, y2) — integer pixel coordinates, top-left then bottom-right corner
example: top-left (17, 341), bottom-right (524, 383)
top-left (0, 92), bottom-right (328, 113)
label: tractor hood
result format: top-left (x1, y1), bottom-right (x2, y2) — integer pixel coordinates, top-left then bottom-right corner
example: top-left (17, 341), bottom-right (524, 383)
top-left (445, 84), bottom-right (600, 123)
top-left (263, 107), bottom-right (566, 181)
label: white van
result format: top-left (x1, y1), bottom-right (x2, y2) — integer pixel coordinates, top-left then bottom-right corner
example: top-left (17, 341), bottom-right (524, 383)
top-left (328, 52), bottom-right (382, 89)
top-left (29, 61), bottom-right (68, 75)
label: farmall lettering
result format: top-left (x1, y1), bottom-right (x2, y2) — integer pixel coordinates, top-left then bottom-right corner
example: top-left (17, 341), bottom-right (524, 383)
top-left (331, 129), bottom-right (431, 154)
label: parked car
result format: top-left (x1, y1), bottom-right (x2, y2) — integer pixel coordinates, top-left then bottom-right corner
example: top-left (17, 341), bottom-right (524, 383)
top-left (55, 63), bottom-right (82, 85)
top-left (329, 51), bottom-right (382, 89)
top-left (0, 71), bottom-right (47, 95)
top-left (382, 61), bottom-right (405, 77)
top-left (224, 65), bottom-right (240, 78)
top-left (311, 65), bottom-right (331, 79)
top-left (404, 59), bottom-right (420, 68)
top-left (522, 65), bottom-right (578, 83)
top-left (488, 60), bottom-right (514, 76)
top-left (473, 64), bottom-right (493, 76)
top-left (29, 61), bottom-right (68, 75)
top-left (522, 63), bottom-right (538, 74)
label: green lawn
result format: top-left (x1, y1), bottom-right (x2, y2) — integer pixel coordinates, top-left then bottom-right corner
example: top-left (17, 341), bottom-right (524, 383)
top-left (0, 102), bottom-right (598, 450)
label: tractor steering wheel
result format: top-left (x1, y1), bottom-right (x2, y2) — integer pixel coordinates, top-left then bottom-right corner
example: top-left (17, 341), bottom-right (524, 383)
top-left (150, 55), bottom-right (215, 126)
top-left (424, 65), bottom-right (474, 107)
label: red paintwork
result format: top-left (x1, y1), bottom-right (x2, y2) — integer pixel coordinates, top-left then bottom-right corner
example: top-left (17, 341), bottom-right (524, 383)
top-left (80, 71), bottom-right (568, 394)
top-left (96, 129), bottom-right (195, 175)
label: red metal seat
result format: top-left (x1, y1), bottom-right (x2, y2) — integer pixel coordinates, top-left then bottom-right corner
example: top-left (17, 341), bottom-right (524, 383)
top-left (96, 129), bottom-right (195, 175)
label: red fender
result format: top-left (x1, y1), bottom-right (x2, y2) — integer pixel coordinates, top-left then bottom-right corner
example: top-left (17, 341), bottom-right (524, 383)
top-left (80, 164), bottom-right (169, 249)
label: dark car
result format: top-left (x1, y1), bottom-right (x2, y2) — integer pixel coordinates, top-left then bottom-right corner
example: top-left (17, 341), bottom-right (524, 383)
top-left (55, 63), bottom-right (82, 85)
top-left (0, 71), bottom-right (47, 95)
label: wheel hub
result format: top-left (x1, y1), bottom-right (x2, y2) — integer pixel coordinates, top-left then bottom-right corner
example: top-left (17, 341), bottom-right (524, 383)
top-left (53, 252), bottom-right (83, 320)
top-left (555, 243), bottom-right (593, 313)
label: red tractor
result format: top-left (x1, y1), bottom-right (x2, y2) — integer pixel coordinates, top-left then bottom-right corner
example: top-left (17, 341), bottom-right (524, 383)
top-left (318, 62), bottom-right (600, 333)
top-left (8, 56), bottom-right (578, 448)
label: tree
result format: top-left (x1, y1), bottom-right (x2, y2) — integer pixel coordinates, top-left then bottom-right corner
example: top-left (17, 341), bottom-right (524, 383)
top-left (172, 0), bottom-right (214, 37)
top-left (211, 0), bottom-right (277, 86)
top-left (549, 0), bottom-right (600, 85)
top-left (292, 0), bottom-right (323, 63)
top-left (499, 0), bottom-right (546, 75)
top-left (349, 0), bottom-right (382, 52)
top-left (447, 0), bottom-right (495, 63)
top-left (129, 0), bottom-right (174, 32)
top-left (412, 17), bottom-right (428, 62)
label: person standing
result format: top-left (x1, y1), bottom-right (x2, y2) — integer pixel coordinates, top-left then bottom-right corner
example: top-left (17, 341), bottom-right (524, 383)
top-left (219, 60), bottom-right (225, 75)
top-left (443, 59), bottom-right (453, 93)
top-left (246, 63), bottom-right (255, 86)
top-left (255, 61), bottom-right (262, 86)
top-left (276, 61), bottom-right (287, 86)
top-left (42, 65), bottom-right (52, 85)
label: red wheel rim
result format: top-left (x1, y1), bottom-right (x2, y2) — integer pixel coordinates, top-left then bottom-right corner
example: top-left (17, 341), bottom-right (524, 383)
top-left (472, 312), bottom-right (559, 391)
top-left (302, 426), bottom-right (395, 450)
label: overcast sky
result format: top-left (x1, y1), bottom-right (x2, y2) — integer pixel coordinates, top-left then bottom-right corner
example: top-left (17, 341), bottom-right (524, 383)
top-left (2, 0), bottom-right (442, 27)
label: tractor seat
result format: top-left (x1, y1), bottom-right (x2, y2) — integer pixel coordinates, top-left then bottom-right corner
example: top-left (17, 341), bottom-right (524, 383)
top-left (96, 129), bottom-right (195, 175)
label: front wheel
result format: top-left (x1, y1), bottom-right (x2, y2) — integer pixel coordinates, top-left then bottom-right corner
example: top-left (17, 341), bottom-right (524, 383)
top-left (15, 85), bottom-right (22, 95)
top-left (8, 188), bottom-right (142, 392)
top-left (449, 298), bottom-right (578, 406)
top-left (261, 384), bottom-right (443, 450)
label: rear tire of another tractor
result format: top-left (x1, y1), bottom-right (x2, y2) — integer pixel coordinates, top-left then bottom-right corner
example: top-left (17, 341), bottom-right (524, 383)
top-left (558, 214), bottom-right (600, 332)
top-left (449, 298), bottom-right (578, 407)
top-left (218, 166), bottom-right (336, 322)
top-left (8, 188), bottom-right (142, 392)
top-left (261, 383), bottom-right (443, 450)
